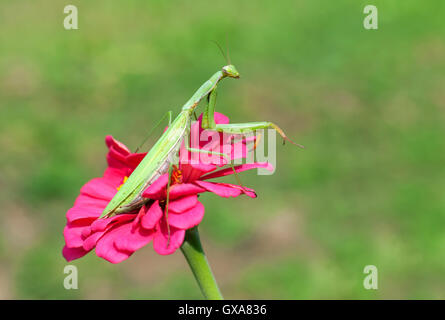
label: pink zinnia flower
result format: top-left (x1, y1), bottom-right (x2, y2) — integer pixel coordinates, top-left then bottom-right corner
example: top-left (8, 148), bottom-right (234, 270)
top-left (62, 112), bottom-right (272, 263)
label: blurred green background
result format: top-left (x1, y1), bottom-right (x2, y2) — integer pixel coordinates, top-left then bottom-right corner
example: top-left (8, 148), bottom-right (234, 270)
top-left (1, 0), bottom-right (444, 299)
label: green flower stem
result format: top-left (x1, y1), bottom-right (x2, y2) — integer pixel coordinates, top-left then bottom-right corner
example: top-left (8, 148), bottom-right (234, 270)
top-left (180, 226), bottom-right (223, 300)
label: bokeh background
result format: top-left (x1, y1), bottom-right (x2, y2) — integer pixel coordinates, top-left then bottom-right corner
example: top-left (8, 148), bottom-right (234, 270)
top-left (1, 0), bottom-right (444, 299)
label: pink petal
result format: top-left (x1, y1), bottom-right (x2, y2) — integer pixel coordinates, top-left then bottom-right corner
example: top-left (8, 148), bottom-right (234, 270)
top-left (103, 167), bottom-right (130, 187)
top-left (220, 182), bottom-right (257, 198)
top-left (105, 135), bottom-right (131, 155)
top-left (214, 112), bottom-right (230, 124)
top-left (126, 153), bottom-right (147, 169)
top-left (193, 180), bottom-right (242, 197)
top-left (169, 183), bottom-right (206, 199)
top-left (62, 245), bottom-right (89, 262)
top-left (81, 226), bottom-right (92, 238)
top-left (105, 136), bottom-right (132, 166)
top-left (153, 218), bottom-right (185, 255)
top-left (99, 248), bottom-right (132, 264)
top-left (82, 214), bottom-right (136, 251)
top-left (66, 205), bottom-right (103, 223)
top-left (194, 180), bottom-right (256, 198)
top-left (83, 231), bottom-right (105, 251)
top-left (95, 223), bottom-right (134, 263)
top-left (106, 154), bottom-right (130, 172)
top-left (141, 201), bottom-right (163, 229)
top-left (142, 173), bottom-right (169, 199)
top-left (168, 194), bottom-right (199, 213)
top-left (169, 201), bottom-right (205, 229)
top-left (113, 223), bottom-right (154, 252)
top-left (180, 163), bottom-right (217, 182)
top-left (104, 136), bottom-right (145, 172)
top-left (225, 182), bottom-right (256, 198)
top-left (80, 177), bottom-right (118, 200)
top-left (63, 219), bottom-right (94, 248)
top-left (73, 194), bottom-right (110, 209)
top-left (131, 205), bottom-right (145, 229)
top-left (90, 213), bottom-right (135, 232)
top-left (200, 162), bottom-right (274, 180)
top-left (64, 222), bottom-right (92, 248)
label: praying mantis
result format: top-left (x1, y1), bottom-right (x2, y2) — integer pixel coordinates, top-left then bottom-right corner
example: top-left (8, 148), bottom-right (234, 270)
top-left (100, 64), bottom-right (303, 219)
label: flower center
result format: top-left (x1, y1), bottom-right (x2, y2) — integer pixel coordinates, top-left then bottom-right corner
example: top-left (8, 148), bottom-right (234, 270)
top-left (116, 176), bottom-right (128, 191)
top-left (172, 165), bottom-right (183, 184)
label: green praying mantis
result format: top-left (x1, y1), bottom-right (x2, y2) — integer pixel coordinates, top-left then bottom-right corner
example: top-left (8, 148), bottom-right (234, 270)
top-left (99, 63), bottom-right (303, 220)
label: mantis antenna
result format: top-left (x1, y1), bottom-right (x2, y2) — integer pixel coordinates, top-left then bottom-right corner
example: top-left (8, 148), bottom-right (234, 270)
top-left (135, 111), bottom-right (172, 153)
top-left (211, 40), bottom-right (230, 65)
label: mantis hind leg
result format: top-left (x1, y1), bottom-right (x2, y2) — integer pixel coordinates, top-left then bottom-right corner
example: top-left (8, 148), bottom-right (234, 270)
top-left (164, 162), bottom-right (174, 247)
top-left (213, 122), bottom-right (304, 148)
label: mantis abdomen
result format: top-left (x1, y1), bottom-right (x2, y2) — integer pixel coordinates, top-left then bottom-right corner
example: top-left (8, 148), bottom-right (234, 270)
top-left (100, 111), bottom-right (190, 217)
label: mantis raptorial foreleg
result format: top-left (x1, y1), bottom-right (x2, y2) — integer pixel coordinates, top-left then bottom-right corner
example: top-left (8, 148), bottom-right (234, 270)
top-left (202, 88), bottom-right (304, 148)
top-left (201, 86), bottom-right (217, 129)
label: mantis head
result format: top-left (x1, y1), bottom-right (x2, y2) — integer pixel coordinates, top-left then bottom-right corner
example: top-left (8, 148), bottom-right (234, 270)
top-left (222, 65), bottom-right (240, 79)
